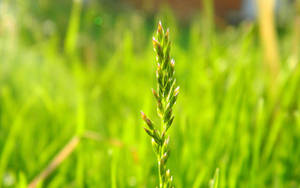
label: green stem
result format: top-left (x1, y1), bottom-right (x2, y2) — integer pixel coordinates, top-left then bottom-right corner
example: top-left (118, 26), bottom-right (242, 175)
top-left (159, 114), bottom-right (165, 187)
top-left (158, 155), bottom-right (163, 188)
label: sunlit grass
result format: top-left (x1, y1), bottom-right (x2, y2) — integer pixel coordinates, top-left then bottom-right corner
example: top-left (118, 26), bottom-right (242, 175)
top-left (0, 1), bottom-right (299, 187)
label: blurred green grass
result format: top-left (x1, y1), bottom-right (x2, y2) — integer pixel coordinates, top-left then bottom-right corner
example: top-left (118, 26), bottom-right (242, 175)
top-left (0, 0), bottom-right (300, 187)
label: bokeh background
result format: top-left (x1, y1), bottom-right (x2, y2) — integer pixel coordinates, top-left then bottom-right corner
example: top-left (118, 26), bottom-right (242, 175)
top-left (0, 0), bottom-right (300, 187)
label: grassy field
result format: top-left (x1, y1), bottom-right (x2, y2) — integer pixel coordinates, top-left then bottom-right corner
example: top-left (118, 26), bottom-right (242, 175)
top-left (0, 0), bottom-right (300, 187)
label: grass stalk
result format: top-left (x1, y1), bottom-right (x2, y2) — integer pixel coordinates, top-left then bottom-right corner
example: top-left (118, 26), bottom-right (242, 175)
top-left (256, 0), bottom-right (280, 85)
top-left (27, 131), bottom-right (127, 187)
top-left (28, 136), bottom-right (80, 188)
top-left (141, 21), bottom-right (179, 188)
top-left (64, 0), bottom-right (82, 56)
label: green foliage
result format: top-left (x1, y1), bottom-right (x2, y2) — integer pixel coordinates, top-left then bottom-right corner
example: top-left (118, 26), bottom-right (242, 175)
top-left (209, 168), bottom-right (219, 188)
top-left (0, 1), bottom-right (299, 187)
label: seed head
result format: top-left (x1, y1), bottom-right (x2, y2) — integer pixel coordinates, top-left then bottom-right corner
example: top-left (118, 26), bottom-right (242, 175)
top-left (157, 21), bottom-right (163, 36)
top-left (152, 88), bottom-right (160, 101)
top-left (152, 37), bottom-right (159, 47)
top-left (141, 21), bottom-right (178, 188)
top-left (152, 138), bottom-right (160, 154)
top-left (171, 59), bottom-right (175, 67)
top-left (144, 127), bottom-right (152, 136)
top-left (174, 86), bottom-right (180, 96)
top-left (165, 28), bottom-right (170, 41)
top-left (161, 152), bottom-right (169, 165)
top-left (166, 117), bottom-right (174, 131)
top-left (141, 111), bottom-right (154, 129)
top-left (166, 169), bottom-right (170, 177)
top-left (141, 111), bottom-right (146, 120)
top-left (164, 136), bottom-right (170, 147)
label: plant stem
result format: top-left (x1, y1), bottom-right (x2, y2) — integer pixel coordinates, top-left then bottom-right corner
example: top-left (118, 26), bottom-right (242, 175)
top-left (141, 21), bottom-right (178, 188)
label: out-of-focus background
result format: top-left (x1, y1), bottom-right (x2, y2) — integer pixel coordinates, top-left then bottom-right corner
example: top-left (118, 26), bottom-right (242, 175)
top-left (0, 0), bottom-right (300, 187)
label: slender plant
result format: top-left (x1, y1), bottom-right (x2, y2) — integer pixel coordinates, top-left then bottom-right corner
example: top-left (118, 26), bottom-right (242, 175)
top-left (141, 21), bottom-right (179, 188)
